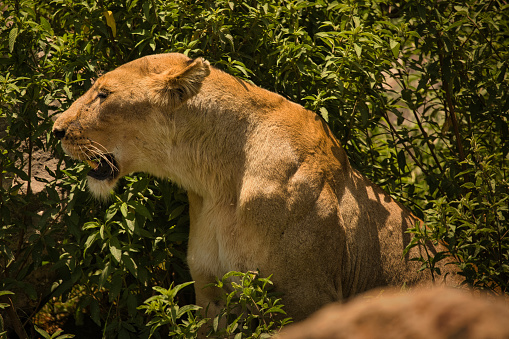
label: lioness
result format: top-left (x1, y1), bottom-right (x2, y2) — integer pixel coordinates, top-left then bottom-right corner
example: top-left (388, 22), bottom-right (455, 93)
top-left (53, 53), bottom-right (454, 323)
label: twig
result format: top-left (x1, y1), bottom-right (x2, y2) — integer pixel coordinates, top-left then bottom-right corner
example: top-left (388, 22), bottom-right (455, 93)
top-left (0, 295), bottom-right (29, 339)
top-left (411, 108), bottom-right (444, 173)
top-left (382, 110), bottom-right (448, 197)
top-left (436, 32), bottom-right (466, 165)
top-left (395, 67), bottom-right (445, 174)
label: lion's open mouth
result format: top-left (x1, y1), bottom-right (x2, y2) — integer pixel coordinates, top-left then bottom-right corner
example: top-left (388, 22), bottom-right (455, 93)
top-left (85, 153), bottom-right (119, 181)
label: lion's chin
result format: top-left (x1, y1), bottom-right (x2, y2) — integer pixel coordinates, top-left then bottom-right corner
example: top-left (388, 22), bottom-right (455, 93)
top-left (87, 177), bottom-right (118, 200)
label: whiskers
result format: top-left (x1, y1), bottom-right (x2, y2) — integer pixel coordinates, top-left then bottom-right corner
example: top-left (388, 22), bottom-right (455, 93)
top-left (79, 139), bottom-right (118, 171)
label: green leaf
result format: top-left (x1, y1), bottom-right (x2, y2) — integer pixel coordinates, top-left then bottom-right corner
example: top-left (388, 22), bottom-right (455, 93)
top-left (9, 27), bottom-right (18, 53)
top-left (120, 202), bottom-right (128, 218)
top-left (390, 39), bottom-right (400, 58)
top-left (103, 10), bottom-right (117, 37)
top-left (319, 107), bottom-right (329, 122)
top-left (84, 232), bottom-right (99, 254)
top-left (40, 17), bottom-right (51, 33)
top-left (122, 254), bottom-right (138, 278)
top-left (178, 304), bottom-right (201, 316)
top-left (127, 293), bottom-right (138, 316)
top-left (358, 101), bottom-right (369, 126)
top-left (83, 221), bottom-right (100, 230)
top-left (90, 299), bottom-right (101, 326)
top-left (128, 0), bottom-right (139, 12)
top-left (461, 182), bottom-right (475, 189)
top-left (168, 205), bottom-right (186, 221)
top-left (172, 281), bottom-right (195, 295)
top-left (213, 315), bottom-right (219, 332)
top-left (109, 274), bottom-right (122, 302)
top-left (125, 217), bottom-right (136, 233)
top-left (353, 43), bottom-right (362, 58)
top-left (34, 325), bottom-right (51, 339)
top-left (132, 201), bottom-right (153, 220)
top-left (105, 205), bottom-right (118, 222)
top-left (109, 237), bottom-right (122, 262)
top-left (0, 291), bottom-right (14, 298)
top-left (397, 150), bottom-right (406, 171)
top-left (352, 16), bottom-right (361, 28)
top-left (99, 262), bottom-right (111, 288)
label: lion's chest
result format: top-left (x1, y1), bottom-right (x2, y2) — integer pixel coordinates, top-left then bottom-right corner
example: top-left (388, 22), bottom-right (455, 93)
top-left (186, 199), bottom-right (262, 278)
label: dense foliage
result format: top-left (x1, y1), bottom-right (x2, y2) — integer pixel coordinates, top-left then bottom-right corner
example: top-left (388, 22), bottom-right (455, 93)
top-left (1, 0), bottom-right (507, 337)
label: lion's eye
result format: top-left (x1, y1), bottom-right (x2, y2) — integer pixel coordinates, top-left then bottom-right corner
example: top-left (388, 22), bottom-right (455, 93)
top-left (97, 91), bottom-right (109, 100)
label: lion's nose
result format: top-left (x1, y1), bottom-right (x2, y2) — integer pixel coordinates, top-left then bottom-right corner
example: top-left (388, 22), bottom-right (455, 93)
top-left (53, 127), bottom-right (66, 140)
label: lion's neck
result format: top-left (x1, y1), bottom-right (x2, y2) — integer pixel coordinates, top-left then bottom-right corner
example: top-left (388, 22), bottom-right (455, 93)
top-left (153, 95), bottom-right (251, 203)
top-left (152, 69), bottom-right (298, 205)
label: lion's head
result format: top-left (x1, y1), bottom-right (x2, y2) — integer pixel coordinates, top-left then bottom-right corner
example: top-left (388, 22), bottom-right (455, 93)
top-left (52, 54), bottom-right (210, 198)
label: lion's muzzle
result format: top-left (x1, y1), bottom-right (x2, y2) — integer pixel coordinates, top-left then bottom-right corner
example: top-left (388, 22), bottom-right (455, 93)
top-left (53, 126), bottom-right (120, 182)
top-left (85, 153), bottom-right (119, 181)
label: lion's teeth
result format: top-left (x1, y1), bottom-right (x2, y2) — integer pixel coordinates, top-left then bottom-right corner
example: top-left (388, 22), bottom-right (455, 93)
top-left (87, 160), bottom-right (99, 169)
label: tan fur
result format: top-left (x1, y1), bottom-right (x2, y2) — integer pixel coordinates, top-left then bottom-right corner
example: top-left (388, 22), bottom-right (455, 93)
top-left (53, 53), bottom-right (456, 323)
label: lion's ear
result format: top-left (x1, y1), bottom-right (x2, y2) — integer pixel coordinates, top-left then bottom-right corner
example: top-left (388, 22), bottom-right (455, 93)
top-left (149, 57), bottom-right (211, 107)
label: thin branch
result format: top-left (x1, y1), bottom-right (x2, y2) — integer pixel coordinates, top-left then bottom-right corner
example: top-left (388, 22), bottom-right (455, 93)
top-left (411, 107), bottom-right (444, 173)
top-left (0, 295), bottom-right (29, 339)
top-left (382, 111), bottom-right (447, 197)
top-left (436, 32), bottom-right (466, 165)
top-left (394, 67), bottom-right (445, 174)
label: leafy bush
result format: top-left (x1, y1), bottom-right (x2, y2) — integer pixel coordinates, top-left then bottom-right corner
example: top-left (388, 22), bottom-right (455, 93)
top-left (207, 271), bottom-right (291, 338)
top-left (395, 0), bottom-right (509, 293)
top-left (139, 282), bottom-right (205, 338)
top-left (0, 0), bottom-right (508, 337)
top-left (408, 137), bottom-right (509, 291)
top-left (139, 272), bottom-right (290, 338)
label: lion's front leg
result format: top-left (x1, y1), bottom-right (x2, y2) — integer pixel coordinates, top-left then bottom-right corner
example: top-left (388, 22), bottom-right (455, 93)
top-left (187, 191), bottom-right (230, 336)
top-left (192, 272), bottom-right (225, 338)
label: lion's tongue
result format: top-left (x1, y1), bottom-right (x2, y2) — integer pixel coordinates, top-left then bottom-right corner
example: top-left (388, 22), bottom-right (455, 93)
top-left (86, 159), bottom-right (100, 170)
top-left (86, 154), bottom-right (119, 181)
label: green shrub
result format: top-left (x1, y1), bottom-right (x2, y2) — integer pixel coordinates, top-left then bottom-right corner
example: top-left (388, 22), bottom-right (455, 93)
top-left (138, 281), bottom-right (205, 338)
top-left (139, 272), bottom-right (291, 339)
top-left (398, 0), bottom-right (509, 293)
top-left (407, 137), bottom-right (509, 292)
top-left (207, 271), bottom-right (292, 338)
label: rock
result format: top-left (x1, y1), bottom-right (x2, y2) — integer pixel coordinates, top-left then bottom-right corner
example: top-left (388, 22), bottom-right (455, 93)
top-left (274, 288), bottom-right (509, 339)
